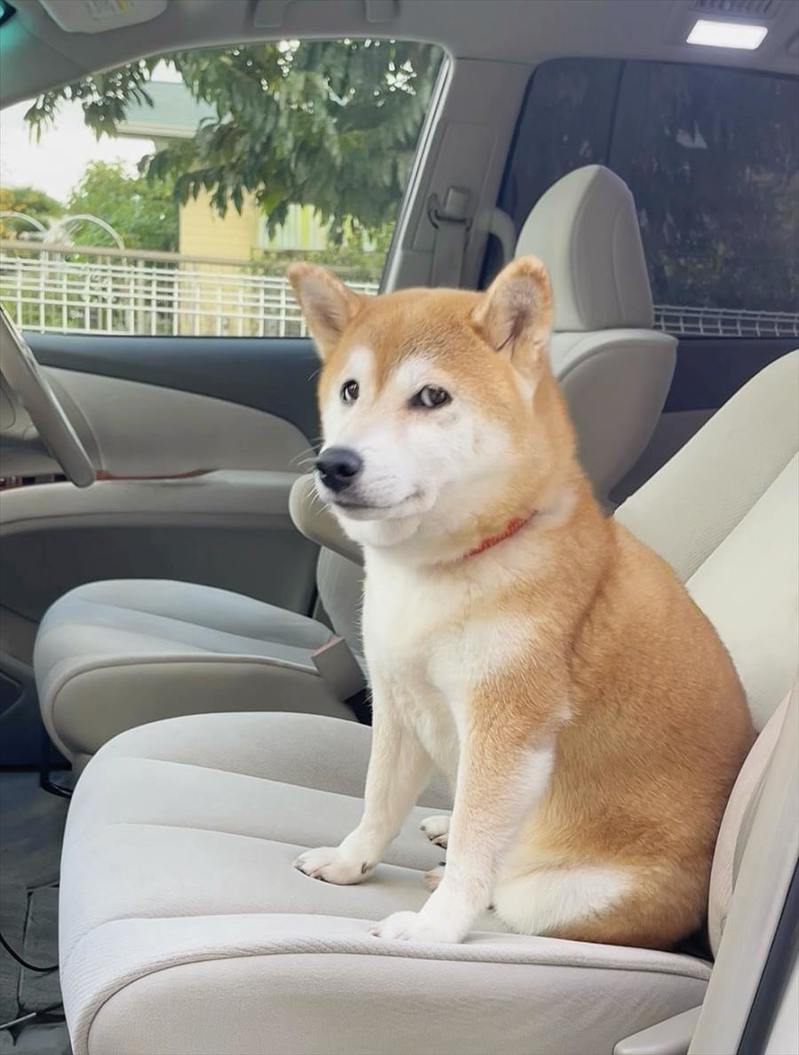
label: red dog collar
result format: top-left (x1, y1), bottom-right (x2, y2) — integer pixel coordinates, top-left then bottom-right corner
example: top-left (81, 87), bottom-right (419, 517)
top-left (458, 512), bottom-right (536, 561)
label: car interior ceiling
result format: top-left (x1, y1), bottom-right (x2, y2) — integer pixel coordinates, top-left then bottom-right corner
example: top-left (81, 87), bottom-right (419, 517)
top-left (0, 1), bottom-right (797, 1053)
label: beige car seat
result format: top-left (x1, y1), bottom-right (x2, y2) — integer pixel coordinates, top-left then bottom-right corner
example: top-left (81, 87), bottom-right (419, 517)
top-left (55, 351), bottom-right (798, 1054)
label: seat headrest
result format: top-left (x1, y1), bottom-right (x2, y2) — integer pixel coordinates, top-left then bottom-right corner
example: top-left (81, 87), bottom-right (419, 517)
top-left (516, 166), bottom-right (654, 332)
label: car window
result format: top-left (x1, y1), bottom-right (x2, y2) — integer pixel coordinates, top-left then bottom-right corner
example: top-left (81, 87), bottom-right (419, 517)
top-left (0, 39), bottom-right (444, 337)
top-left (498, 58), bottom-right (799, 338)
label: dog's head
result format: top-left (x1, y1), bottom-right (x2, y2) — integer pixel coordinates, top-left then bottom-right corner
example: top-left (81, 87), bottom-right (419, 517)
top-left (289, 256), bottom-right (574, 554)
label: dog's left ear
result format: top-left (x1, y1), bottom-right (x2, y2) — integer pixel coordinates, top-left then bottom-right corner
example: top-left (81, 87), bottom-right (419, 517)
top-left (288, 262), bottom-right (363, 359)
top-left (470, 256), bottom-right (553, 376)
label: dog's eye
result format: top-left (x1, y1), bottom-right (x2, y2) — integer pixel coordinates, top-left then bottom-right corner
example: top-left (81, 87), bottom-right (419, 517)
top-left (340, 380), bottom-right (359, 404)
top-left (411, 385), bottom-right (451, 410)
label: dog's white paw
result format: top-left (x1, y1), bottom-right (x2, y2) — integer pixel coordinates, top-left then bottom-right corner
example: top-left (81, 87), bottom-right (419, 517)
top-left (370, 909), bottom-right (463, 944)
top-left (293, 846), bottom-right (372, 885)
top-left (420, 815), bottom-right (450, 848)
top-left (423, 864), bottom-right (445, 891)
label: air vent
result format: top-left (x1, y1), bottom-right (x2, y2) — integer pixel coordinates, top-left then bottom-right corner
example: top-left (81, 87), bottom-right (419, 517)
top-left (692, 0), bottom-right (777, 17)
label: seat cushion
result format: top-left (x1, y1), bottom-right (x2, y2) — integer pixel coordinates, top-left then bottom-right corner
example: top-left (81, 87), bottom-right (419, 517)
top-left (35, 580), bottom-right (355, 762)
top-left (60, 712), bottom-right (710, 1055)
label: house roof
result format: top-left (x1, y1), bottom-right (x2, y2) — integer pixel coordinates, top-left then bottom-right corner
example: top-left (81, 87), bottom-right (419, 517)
top-left (116, 80), bottom-right (216, 140)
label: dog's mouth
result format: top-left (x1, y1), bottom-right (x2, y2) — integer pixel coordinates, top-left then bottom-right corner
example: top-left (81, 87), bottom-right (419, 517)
top-left (327, 489), bottom-right (425, 521)
top-left (329, 496), bottom-right (382, 511)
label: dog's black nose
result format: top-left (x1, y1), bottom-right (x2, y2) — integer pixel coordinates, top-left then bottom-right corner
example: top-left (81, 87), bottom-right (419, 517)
top-left (316, 446), bottom-right (364, 492)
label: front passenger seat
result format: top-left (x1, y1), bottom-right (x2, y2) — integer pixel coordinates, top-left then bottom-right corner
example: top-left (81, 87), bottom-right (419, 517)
top-left (34, 165), bottom-right (675, 766)
top-left (54, 350), bottom-right (798, 1055)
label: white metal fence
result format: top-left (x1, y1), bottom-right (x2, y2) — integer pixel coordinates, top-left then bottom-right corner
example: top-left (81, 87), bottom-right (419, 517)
top-left (653, 304), bottom-right (799, 339)
top-left (0, 241), bottom-right (379, 338)
top-left (1, 241), bottom-right (797, 341)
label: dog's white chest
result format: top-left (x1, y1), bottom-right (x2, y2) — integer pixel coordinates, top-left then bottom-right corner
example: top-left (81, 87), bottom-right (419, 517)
top-left (362, 559), bottom-right (518, 779)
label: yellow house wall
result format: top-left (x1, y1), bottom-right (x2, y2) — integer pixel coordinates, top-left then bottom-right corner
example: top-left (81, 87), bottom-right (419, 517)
top-left (175, 192), bottom-right (348, 336)
top-left (179, 190), bottom-right (259, 261)
top-left (176, 191), bottom-right (259, 334)
top-left (179, 191), bottom-right (333, 259)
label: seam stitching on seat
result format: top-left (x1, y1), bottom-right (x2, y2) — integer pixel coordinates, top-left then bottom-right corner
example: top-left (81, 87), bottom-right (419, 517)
top-left (86, 752), bottom-right (447, 813)
top-left (85, 754), bottom-right (366, 799)
top-left (53, 596), bottom-right (327, 649)
top-left (108, 819), bottom-right (370, 852)
top-left (66, 920), bottom-right (711, 979)
top-left (49, 656), bottom-right (323, 752)
top-left (105, 819), bottom-right (439, 876)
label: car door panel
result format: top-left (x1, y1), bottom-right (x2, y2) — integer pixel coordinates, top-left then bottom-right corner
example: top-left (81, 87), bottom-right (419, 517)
top-left (1, 335), bottom-right (323, 625)
top-left (1, 336), bottom-right (323, 622)
top-left (44, 368), bottom-right (313, 477)
top-left (27, 334), bottom-right (322, 443)
top-left (0, 468), bottom-right (314, 618)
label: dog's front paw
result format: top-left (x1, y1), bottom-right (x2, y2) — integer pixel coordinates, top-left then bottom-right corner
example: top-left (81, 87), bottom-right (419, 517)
top-left (293, 846), bottom-right (372, 885)
top-left (420, 815), bottom-right (450, 848)
top-left (370, 909), bottom-right (464, 944)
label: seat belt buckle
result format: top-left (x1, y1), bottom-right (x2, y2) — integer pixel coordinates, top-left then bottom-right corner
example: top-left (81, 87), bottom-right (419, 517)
top-left (311, 636), bottom-right (370, 723)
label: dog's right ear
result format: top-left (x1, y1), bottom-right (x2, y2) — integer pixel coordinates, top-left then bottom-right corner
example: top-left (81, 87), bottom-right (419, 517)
top-left (470, 256), bottom-right (553, 380)
top-left (288, 263), bottom-right (363, 359)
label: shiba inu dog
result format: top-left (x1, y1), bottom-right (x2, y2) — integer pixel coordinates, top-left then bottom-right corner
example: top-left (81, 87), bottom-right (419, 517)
top-left (289, 256), bottom-right (753, 948)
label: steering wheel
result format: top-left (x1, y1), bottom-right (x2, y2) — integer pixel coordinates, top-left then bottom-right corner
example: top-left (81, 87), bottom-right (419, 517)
top-left (0, 306), bottom-right (96, 488)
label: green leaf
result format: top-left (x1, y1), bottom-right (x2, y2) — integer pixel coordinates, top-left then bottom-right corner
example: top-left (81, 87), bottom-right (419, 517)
top-left (26, 39), bottom-right (442, 241)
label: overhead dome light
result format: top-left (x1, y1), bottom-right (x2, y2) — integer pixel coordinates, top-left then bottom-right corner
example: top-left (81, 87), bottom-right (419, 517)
top-left (687, 18), bottom-right (768, 49)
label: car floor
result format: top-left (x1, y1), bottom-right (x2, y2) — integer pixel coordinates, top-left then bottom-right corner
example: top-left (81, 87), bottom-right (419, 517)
top-left (0, 772), bottom-right (71, 1054)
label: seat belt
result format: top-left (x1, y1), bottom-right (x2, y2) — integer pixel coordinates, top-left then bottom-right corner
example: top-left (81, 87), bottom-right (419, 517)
top-left (428, 186), bottom-right (471, 288)
top-left (312, 635), bottom-right (371, 725)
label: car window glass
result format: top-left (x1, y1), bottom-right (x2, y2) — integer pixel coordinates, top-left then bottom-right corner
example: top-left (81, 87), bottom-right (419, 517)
top-left (0, 40), bottom-right (443, 337)
top-left (498, 58), bottom-right (799, 337)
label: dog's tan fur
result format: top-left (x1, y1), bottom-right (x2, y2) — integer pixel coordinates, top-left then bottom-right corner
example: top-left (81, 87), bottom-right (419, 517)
top-left (290, 256), bottom-right (754, 949)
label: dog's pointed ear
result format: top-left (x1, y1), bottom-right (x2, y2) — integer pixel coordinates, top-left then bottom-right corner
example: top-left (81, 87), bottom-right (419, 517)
top-left (288, 263), bottom-right (363, 359)
top-left (470, 256), bottom-right (553, 376)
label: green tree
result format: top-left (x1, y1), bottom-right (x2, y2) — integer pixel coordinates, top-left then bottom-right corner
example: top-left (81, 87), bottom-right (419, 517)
top-left (26, 40), bottom-right (441, 242)
top-left (0, 185), bottom-right (63, 237)
top-left (66, 161), bottom-right (178, 251)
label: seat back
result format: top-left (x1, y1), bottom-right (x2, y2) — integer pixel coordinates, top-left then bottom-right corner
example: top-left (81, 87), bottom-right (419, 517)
top-left (627, 350), bottom-right (798, 972)
top-left (689, 680), bottom-right (797, 1052)
top-left (516, 165), bottom-right (677, 502)
top-left (289, 474), bottom-right (365, 651)
top-left (314, 547), bottom-right (364, 651)
top-left (706, 684), bottom-right (795, 956)
top-left (616, 349), bottom-right (799, 727)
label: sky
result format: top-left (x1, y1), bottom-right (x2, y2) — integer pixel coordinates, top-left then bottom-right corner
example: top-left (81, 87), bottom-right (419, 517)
top-left (0, 62), bottom-right (181, 203)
